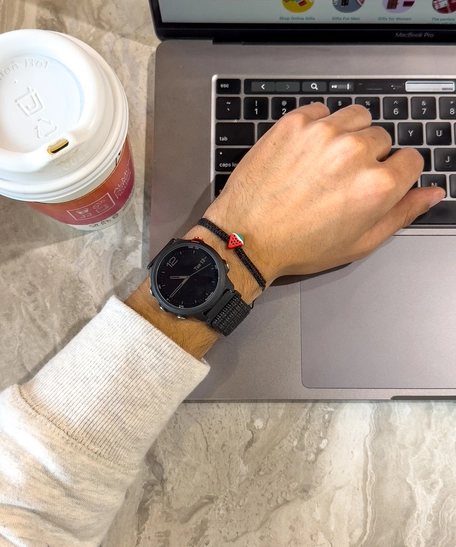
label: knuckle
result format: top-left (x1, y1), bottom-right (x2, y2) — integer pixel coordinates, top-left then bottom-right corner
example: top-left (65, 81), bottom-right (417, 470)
top-left (313, 118), bottom-right (339, 140)
top-left (378, 166), bottom-right (399, 193)
top-left (349, 103), bottom-right (372, 119)
top-left (339, 133), bottom-right (370, 157)
top-left (296, 102), bottom-right (330, 123)
top-left (395, 147), bottom-right (424, 171)
top-left (372, 125), bottom-right (392, 146)
top-left (407, 147), bottom-right (425, 169)
top-left (275, 109), bottom-right (304, 133)
top-left (307, 101), bottom-right (330, 117)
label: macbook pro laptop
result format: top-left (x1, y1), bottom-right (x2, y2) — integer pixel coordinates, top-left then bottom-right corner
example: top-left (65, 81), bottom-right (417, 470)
top-left (148, 0), bottom-right (456, 400)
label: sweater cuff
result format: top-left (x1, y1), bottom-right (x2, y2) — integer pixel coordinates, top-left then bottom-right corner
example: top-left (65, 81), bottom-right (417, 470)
top-left (19, 297), bottom-right (210, 468)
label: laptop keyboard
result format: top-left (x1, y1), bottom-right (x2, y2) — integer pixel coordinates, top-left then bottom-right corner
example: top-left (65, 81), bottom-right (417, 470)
top-left (213, 78), bottom-right (456, 227)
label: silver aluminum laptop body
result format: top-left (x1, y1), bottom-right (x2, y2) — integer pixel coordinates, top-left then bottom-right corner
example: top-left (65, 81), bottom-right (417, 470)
top-left (149, 3), bottom-right (456, 400)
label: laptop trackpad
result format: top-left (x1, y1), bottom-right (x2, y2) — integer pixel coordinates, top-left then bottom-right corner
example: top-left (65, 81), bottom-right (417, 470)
top-left (301, 235), bottom-right (456, 389)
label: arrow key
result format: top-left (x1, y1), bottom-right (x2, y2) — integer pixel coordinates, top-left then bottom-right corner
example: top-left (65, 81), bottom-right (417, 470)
top-left (276, 81), bottom-right (300, 93)
top-left (250, 81), bottom-right (276, 93)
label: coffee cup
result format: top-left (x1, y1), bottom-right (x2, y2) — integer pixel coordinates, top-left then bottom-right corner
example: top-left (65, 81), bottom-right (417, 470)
top-left (0, 29), bottom-right (134, 230)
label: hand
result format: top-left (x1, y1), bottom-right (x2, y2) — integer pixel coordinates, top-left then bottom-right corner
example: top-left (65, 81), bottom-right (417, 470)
top-left (127, 103), bottom-right (445, 358)
top-left (204, 103), bottom-right (445, 285)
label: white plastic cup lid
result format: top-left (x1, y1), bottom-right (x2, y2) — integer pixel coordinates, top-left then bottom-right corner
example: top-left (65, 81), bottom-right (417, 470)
top-left (0, 29), bottom-right (128, 202)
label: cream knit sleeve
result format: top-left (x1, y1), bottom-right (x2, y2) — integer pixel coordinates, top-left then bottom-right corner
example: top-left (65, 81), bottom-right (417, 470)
top-left (0, 297), bottom-right (209, 546)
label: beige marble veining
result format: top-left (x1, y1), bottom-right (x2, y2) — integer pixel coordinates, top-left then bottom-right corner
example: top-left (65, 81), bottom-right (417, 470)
top-left (2, 1), bottom-right (456, 546)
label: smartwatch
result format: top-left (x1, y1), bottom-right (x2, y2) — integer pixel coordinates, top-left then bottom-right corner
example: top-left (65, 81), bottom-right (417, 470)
top-left (147, 238), bottom-right (251, 336)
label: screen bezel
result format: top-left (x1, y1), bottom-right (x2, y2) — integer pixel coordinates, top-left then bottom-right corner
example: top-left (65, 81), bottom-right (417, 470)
top-left (149, 0), bottom-right (456, 44)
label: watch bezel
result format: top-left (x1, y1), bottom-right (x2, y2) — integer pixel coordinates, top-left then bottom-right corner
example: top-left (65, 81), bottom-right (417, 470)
top-left (149, 239), bottom-right (229, 317)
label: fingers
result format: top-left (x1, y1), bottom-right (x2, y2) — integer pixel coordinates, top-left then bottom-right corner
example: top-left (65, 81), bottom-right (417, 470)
top-left (355, 186), bottom-right (446, 256)
top-left (291, 103), bottom-right (373, 133)
top-left (385, 147), bottom-right (424, 184)
top-left (354, 125), bottom-right (393, 161)
top-left (291, 101), bottom-right (373, 126)
top-left (325, 104), bottom-right (373, 132)
top-left (293, 101), bottom-right (330, 122)
top-left (376, 148), bottom-right (425, 209)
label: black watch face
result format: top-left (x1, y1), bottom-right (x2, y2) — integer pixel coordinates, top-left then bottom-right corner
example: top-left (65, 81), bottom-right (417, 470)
top-left (155, 245), bottom-right (220, 310)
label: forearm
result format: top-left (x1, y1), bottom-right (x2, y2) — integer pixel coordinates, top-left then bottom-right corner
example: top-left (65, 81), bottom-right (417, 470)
top-left (0, 297), bottom-right (209, 545)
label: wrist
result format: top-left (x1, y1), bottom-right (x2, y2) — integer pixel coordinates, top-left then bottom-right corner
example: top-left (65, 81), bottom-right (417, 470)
top-left (125, 226), bottom-right (265, 359)
top-left (199, 206), bottom-right (278, 285)
top-left (125, 278), bottom-right (220, 359)
top-left (183, 226), bottom-right (264, 305)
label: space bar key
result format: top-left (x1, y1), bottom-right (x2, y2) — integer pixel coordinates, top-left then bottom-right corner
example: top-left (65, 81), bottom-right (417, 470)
top-left (412, 201), bottom-right (456, 225)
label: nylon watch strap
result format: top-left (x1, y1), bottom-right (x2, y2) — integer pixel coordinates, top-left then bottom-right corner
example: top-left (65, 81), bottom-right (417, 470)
top-left (205, 288), bottom-right (251, 336)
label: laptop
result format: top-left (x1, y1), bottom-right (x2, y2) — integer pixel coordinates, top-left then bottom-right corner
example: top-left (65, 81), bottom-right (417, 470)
top-left (148, 0), bottom-right (456, 400)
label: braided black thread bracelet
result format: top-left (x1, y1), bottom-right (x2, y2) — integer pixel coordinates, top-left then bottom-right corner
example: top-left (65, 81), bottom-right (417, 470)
top-left (197, 218), bottom-right (267, 291)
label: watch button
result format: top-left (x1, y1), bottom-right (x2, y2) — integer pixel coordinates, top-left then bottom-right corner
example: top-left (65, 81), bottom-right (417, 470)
top-left (177, 315), bottom-right (186, 320)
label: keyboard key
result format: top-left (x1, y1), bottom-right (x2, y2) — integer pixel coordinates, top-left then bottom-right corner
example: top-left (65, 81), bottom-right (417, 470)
top-left (434, 149), bottom-right (456, 172)
top-left (411, 97), bottom-right (436, 120)
top-left (257, 123), bottom-right (275, 140)
top-left (244, 97), bottom-right (268, 120)
top-left (372, 122), bottom-right (395, 145)
top-left (302, 81), bottom-right (327, 93)
top-left (450, 175), bottom-right (456, 198)
top-left (327, 97), bottom-right (352, 113)
top-left (355, 97), bottom-right (380, 120)
top-left (276, 81), bottom-right (300, 93)
top-left (215, 148), bottom-right (250, 172)
top-left (215, 123), bottom-right (254, 146)
top-left (415, 148), bottom-right (432, 172)
top-left (329, 81), bottom-right (354, 92)
top-left (439, 97), bottom-right (456, 119)
top-left (250, 81), bottom-right (275, 93)
top-left (398, 123), bottom-right (423, 146)
top-left (412, 201), bottom-right (456, 225)
top-left (272, 97), bottom-right (297, 119)
top-left (299, 97), bottom-right (325, 106)
top-left (216, 97), bottom-right (241, 120)
top-left (420, 174), bottom-right (447, 194)
top-left (383, 97), bottom-right (408, 119)
top-left (215, 174), bottom-right (230, 196)
top-left (426, 122), bottom-right (452, 145)
top-left (216, 79), bottom-right (241, 95)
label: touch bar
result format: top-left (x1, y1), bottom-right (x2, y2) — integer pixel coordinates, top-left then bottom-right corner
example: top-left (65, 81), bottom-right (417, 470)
top-left (405, 81), bottom-right (455, 93)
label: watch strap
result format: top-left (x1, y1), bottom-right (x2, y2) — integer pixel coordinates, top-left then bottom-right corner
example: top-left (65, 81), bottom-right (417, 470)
top-left (205, 288), bottom-right (251, 336)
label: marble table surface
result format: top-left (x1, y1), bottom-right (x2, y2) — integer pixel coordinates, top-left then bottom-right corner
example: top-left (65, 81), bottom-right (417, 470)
top-left (2, 1), bottom-right (456, 546)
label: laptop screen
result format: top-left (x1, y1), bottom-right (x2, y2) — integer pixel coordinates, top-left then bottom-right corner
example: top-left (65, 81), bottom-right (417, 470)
top-left (151, 0), bottom-right (456, 42)
top-left (158, 1), bottom-right (455, 25)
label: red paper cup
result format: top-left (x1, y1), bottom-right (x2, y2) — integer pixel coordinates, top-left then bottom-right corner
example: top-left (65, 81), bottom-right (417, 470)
top-left (0, 30), bottom-right (134, 230)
